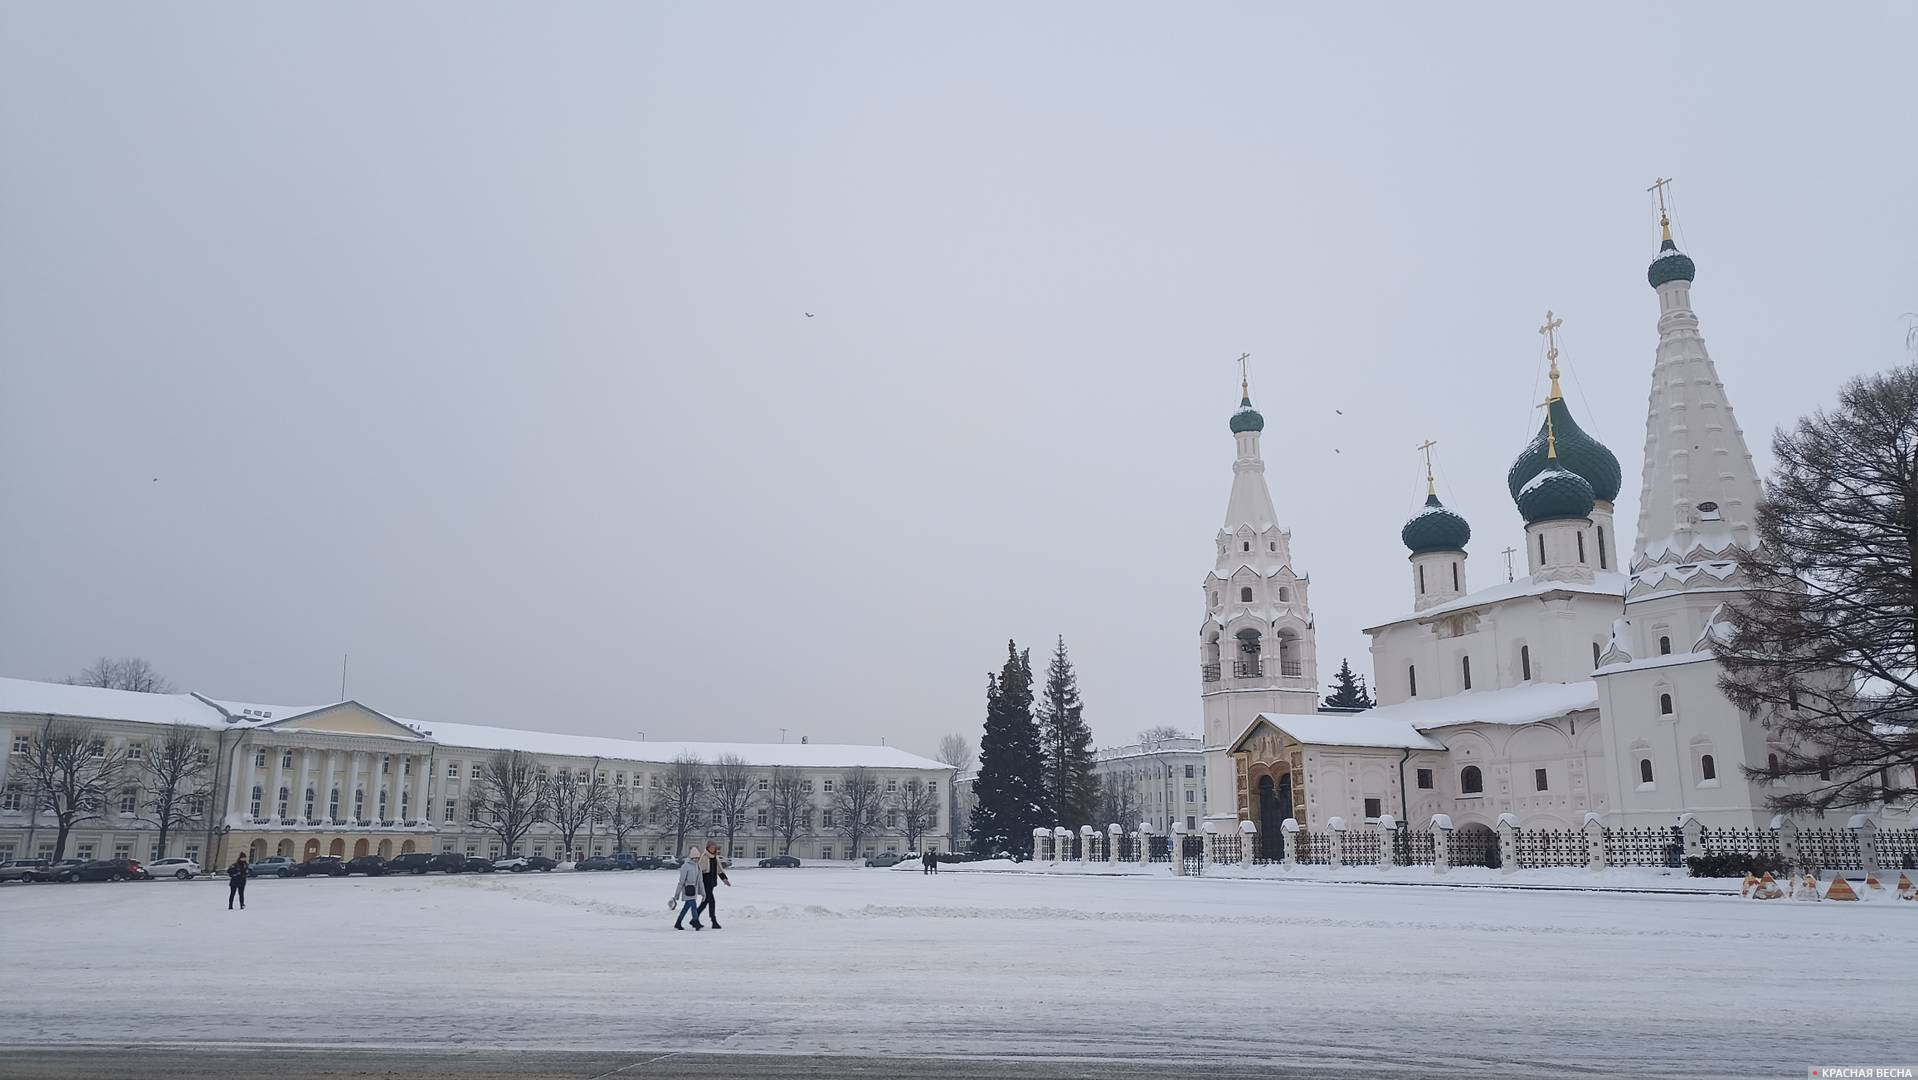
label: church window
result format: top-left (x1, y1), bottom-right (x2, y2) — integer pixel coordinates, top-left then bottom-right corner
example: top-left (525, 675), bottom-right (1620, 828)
top-left (1362, 797), bottom-right (1381, 819)
top-left (1592, 642), bottom-right (1602, 668)
top-left (1460, 766), bottom-right (1483, 794)
top-left (1639, 759), bottom-right (1655, 784)
top-left (1767, 753), bottom-right (1780, 775)
top-left (1538, 534), bottom-right (1546, 564)
top-left (1659, 636), bottom-right (1671, 655)
top-left (1239, 587), bottom-right (1253, 603)
top-left (1700, 755), bottom-right (1716, 782)
top-left (1408, 666), bottom-right (1418, 697)
top-left (1415, 769), bottom-right (1433, 789)
top-left (1278, 586), bottom-right (1291, 602)
top-left (1418, 565), bottom-right (1426, 594)
top-left (1597, 525), bottom-right (1608, 569)
top-left (1451, 562), bottom-right (1459, 590)
top-left (1576, 531), bottom-right (1586, 563)
top-left (1460, 656), bottom-right (1472, 690)
top-left (1534, 768), bottom-right (1548, 791)
top-left (1818, 756), bottom-right (1832, 781)
top-left (1242, 542), bottom-right (1250, 552)
top-left (1520, 645), bottom-right (1532, 681)
top-left (1659, 693), bottom-right (1673, 715)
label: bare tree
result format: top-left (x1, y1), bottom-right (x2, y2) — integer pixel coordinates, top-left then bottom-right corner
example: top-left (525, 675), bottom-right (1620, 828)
top-left (16, 718), bottom-right (127, 859)
top-left (891, 777), bottom-right (941, 851)
top-left (466, 750), bottom-right (551, 857)
top-left (65, 657), bottom-right (176, 694)
top-left (1093, 771), bottom-right (1143, 832)
top-left (827, 766), bottom-right (886, 859)
top-left (934, 733), bottom-right (972, 849)
top-left (1716, 361), bottom-right (1918, 813)
top-left (1137, 725), bottom-right (1191, 751)
top-left (135, 724), bottom-right (213, 861)
top-left (648, 754), bottom-right (705, 856)
top-left (765, 767), bottom-right (813, 856)
top-left (704, 753), bottom-right (759, 858)
top-left (549, 764), bottom-right (611, 859)
top-left (606, 784), bottom-right (645, 853)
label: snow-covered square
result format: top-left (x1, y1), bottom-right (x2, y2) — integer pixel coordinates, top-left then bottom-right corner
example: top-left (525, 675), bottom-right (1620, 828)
top-left (3, 866), bottom-right (1913, 1075)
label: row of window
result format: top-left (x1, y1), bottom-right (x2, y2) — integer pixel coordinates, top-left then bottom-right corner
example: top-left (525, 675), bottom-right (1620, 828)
top-left (1214, 585), bottom-right (1295, 606)
top-left (1534, 524), bottom-right (1609, 570)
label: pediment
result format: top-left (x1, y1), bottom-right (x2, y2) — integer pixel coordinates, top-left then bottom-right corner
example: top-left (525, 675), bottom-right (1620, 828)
top-left (262, 701), bottom-right (425, 740)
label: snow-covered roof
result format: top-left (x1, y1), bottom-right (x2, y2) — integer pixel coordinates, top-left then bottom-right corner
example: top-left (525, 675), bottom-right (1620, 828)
top-left (1364, 571), bottom-right (1627, 631)
top-left (0, 676), bottom-right (945, 771)
top-left (1595, 651), bottom-right (1715, 676)
top-left (1365, 680), bottom-right (1600, 732)
top-left (1231, 713), bottom-right (1446, 752)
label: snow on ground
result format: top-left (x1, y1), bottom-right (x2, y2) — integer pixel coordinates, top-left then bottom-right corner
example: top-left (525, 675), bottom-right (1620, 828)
top-left (2, 867), bottom-right (1912, 1074)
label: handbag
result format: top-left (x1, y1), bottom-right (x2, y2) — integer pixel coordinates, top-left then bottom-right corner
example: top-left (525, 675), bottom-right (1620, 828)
top-left (683, 883), bottom-right (697, 898)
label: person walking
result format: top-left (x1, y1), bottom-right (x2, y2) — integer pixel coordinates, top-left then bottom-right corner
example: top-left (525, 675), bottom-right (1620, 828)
top-left (921, 849), bottom-right (934, 875)
top-left (226, 854), bottom-right (248, 910)
top-left (697, 840), bottom-right (731, 929)
top-left (670, 846), bottom-right (706, 930)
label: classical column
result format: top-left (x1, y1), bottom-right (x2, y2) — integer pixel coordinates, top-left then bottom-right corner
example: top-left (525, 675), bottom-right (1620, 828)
top-left (241, 743), bottom-right (261, 823)
top-left (414, 752), bottom-right (432, 825)
top-left (320, 751), bottom-right (338, 823)
top-left (346, 752), bottom-right (363, 824)
top-left (295, 748), bottom-right (314, 823)
top-left (269, 745), bottom-right (287, 823)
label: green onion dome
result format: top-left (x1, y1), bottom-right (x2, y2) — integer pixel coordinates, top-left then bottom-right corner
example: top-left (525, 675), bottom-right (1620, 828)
top-left (1506, 399), bottom-right (1621, 505)
top-left (1229, 395), bottom-right (1264, 434)
top-left (1647, 237), bottom-right (1696, 289)
top-left (1517, 463), bottom-right (1595, 524)
top-left (1401, 493), bottom-right (1471, 555)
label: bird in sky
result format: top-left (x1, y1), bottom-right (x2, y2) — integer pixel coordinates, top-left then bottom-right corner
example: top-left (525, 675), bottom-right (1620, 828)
top-left (804, 312), bottom-right (815, 318)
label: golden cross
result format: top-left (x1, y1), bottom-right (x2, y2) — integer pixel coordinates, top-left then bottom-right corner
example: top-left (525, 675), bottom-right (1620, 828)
top-left (1538, 310), bottom-right (1564, 402)
top-left (1647, 177), bottom-right (1673, 215)
top-left (1416, 439), bottom-right (1438, 495)
top-left (1236, 352), bottom-right (1251, 397)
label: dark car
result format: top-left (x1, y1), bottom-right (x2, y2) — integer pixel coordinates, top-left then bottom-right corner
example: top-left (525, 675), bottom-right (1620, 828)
top-left (341, 856), bottom-right (386, 876)
top-left (39, 858), bottom-right (86, 881)
top-left (610, 852), bottom-right (640, 869)
top-left (758, 855), bottom-right (801, 868)
top-left (631, 855), bottom-right (665, 870)
top-left (293, 856), bottom-right (348, 877)
top-left (427, 851), bottom-right (468, 874)
top-left (387, 852), bottom-right (434, 874)
top-left (58, 858), bottom-right (149, 883)
top-left (524, 856), bottom-right (557, 872)
top-left (462, 856), bottom-right (495, 873)
top-left (575, 855), bottom-right (620, 871)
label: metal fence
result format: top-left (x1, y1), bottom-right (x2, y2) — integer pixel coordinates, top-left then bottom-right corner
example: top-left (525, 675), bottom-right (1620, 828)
top-left (1513, 828), bottom-right (1585, 869)
top-left (1601, 826), bottom-right (1681, 867)
top-left (1878, 829), bottom-right (1918, 869)
top-left (1394, 827), bottom-right (1436, 866)
top-left (1448, 828), bottom-right (1500, 868)
top-left (1796, 828), bottom-right (1861, 871)
top-left (1344, 830), bottom-right (1382, 864)
top-left (1296, 832), bottom-right (1333, 865)
top-left (1697, 826), bottom-right (1781, 861)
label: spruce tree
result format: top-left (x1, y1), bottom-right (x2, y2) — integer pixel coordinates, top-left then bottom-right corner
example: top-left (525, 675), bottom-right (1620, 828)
top-left (1322, 658), bottom-right (1374, 710)
top-left (1036, 636), bottom-right (1098, 827)
top-left (968, 641), bottom-right (1044, 858)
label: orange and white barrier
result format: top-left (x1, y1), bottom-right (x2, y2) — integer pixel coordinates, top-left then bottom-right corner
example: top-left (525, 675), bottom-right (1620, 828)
top-left (1897, 873), bottom-right (1915, 901)
top-left (1825, 874), bottom-right (1860, 901)
top-left (1750, 871), bottom-right (1784, 900)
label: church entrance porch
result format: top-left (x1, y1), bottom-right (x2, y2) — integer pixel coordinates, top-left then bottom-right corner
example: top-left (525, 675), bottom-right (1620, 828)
top-left (1256, 775), bottom-right (1290, 859)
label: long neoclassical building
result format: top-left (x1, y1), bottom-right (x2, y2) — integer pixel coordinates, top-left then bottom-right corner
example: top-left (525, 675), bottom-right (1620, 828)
top-left (0, 677), bottom-right (948, 868)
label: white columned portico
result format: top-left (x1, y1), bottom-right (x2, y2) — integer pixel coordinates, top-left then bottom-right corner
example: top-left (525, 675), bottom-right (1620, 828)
top-left (320, 751), bottom-right (338, 823)
top-left (241, 742), bottom-right (260, 823)
top-left (346, 752), bottom-right (363, 823)
top-left (269, 744), bottom-right (287, 823)
top-left (415, 751), bottom-right (432, 825)
top-left (297, 748), bottom-right (315, 822)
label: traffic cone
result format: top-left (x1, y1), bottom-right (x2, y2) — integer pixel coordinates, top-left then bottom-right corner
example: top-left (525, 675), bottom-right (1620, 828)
top-left (1753, 871), bottom-right (1783, 900)
top-left (1799, 873), bottom-right (1822, 900)
top-left (1826, 874), bottom-right (1859, 901)
top-left (1896, 873), bottom-right (1915, 901)
top-left (1865, 873), bottom-right (1885, 892)
top-left (1741, 872), bottom-right (1759, 897)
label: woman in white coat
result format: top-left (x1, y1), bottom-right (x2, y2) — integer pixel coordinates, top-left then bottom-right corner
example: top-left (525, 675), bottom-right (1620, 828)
top-left (670, 846), bottom-right (707, 930)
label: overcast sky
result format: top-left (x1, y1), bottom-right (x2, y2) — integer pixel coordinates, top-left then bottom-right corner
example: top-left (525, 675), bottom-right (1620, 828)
top-left (2, 4), bottom-right (1913, 759)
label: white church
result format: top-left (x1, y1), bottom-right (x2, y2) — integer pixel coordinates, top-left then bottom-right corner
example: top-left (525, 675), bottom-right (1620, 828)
top-left (1202, 202), bottom-right (1916, 849)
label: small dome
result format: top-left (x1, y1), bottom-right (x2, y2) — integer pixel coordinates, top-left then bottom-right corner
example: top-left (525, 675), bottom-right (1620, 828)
top-left (1402, 494), bottom-right (1471, 555)
top-left (1518, 464), bottom-right (1595, 524)
top-left (1230, 396), bottom-right (1264, 434)
top-left (1507, 399), bottom-right (1621, 504)
top-left (1647, 237), bottom-right (1696, 289)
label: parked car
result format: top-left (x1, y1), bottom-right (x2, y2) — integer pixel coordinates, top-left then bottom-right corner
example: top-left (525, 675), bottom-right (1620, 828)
top-left (341, 856), bottom-right (387, 876)
top-left (0, 859), bottom-right (51, 883)
top-left (758, 855), bottom-right (801, 868)
top-left (864, 853), bottom-right (904, 868)
top-left (147, 857), bottom-right (202, 880)
top-left (58, 859), bottom-right (149, 882)
top-left (610, 852), bottom-right (640, 869)
top-left (427, 851), bottom-right (469, 874)
top-left (248, 856), bottom-right (298, 878)
top-left (575, 855), bottom-right (620, 871)
top-left (386, 853), bottom-right (435, 874)
top-left (293, 856), bottom-right (347, 877)
top-left (523, 855), bottom-right (557, 872)
top-left (491, 856), bottom-right (529, 872)
top-left (462, 856), bottom-right (495, 873)
top-left (631, 855), bottom-right (665, 870)
top-left (43, 858), bottom-right (87, 880)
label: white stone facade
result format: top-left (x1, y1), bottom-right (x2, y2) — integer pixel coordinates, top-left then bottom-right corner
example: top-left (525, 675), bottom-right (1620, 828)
top-left (1089, 738), bottom-right (1207, 833)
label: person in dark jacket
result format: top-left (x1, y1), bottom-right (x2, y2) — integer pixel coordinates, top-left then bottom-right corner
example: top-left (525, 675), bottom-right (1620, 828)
top-left (227, 854), bottom-right (248, 910)
top-left (697, 841), bottom-right (730, 929)
top-left (923, 849), bottom-right (939, 874)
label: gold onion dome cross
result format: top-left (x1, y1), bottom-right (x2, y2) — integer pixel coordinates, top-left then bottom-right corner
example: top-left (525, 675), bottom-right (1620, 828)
top-left (1539, 310), bottom-right (1564, 403)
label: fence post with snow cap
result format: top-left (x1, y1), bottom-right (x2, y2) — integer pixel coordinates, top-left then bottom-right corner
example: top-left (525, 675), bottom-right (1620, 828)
top-left (1054, 826), bottom-right (1073, 865)
top-left (1771, 815), bottom-right (1799, 872)
top-left (1138, 823), bottom-right (1153, 866)
top-left (1239, 819), bottom-right (1257, 868)
top-left (1848, 816), bottom-right (1879, 880)
top-left (1280, 818), bottom-right (1298, 869)
top-left (1033, 828), bottom-right (1051, 863)
top-left (1108, 823), bottom-right (1124, 863)
top-left (1679, 813), bottom-right (1704, 862)
top-left (1170, 823), bottom-right (1187, 876)
top-left (1326, 816), bottom-right (1346, 870)
top-left (1079, 825), bottom-right (1096, 863)
top-left (1376, 815), bottom-right (1396, 870)
top-left (1201, 819), bottom-right (1218, 866)
top-left (1583, 812), bottom-right (1605, 871)
top-left (1430, 814), bottom-right (1452, 874)
top-left (1497, 813), bottom-right (1519, 875)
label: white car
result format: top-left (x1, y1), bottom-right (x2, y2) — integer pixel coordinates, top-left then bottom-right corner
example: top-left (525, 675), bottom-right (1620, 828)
top-left (148, 858), bottom-right (202, 880)
top-left (491, 856), bottom-right (529, 872)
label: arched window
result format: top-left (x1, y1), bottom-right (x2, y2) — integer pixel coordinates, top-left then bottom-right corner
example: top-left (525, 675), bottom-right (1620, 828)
top-left (1418, 564), bottom-right (1426, 594)
top-left (1269, 541), bottom-right (1276, 551)
top-left (1700, 755), bottom-right (1716, 781)
top-left (1240, 586), bottom-right (1253, 603)
top-left (1461, 655), bottom-right (1472, 690)
top-left (1659, 693), bottom-right (1674, 715)
top-left (1278, 586), bottom-right (1291, 602)
top-left (1597, 524), bottom-right (1608, 569)
top-left (1460, 765), bottom-right (1483, 794)
top-left (1242, 541), bottom-right (1250, 552)
top-left (1408, 665), bottom-right (1418, 698)
top-left (1659, 636), bottom-right (1672, 655)
top-left (1767, 752), bottom-right (1780, 774)
top-left (1639, 758), bottom-right (1655, 784)
top-left (1576, 531), bottom-right (1586, 563)
top-left (1592, 642), bottom-right (1602, 667)
top-left (1520, 645), bottom-right (1532, 681)
top-left (1451, 562), bottom-right (1459, 590)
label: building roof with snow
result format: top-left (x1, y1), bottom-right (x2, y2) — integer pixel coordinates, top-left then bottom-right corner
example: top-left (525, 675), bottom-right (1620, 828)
top-left (1360, 680), bottom-right (1600, 732)
top-left (1229, 712), bottom-right (1446, 753)
top-left (1362, 571), bottom-right (1627, 632)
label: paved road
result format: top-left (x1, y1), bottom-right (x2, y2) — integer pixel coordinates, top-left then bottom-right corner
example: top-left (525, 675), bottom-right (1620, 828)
top-left (0, 1047), bottom-right (1421, 1080)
